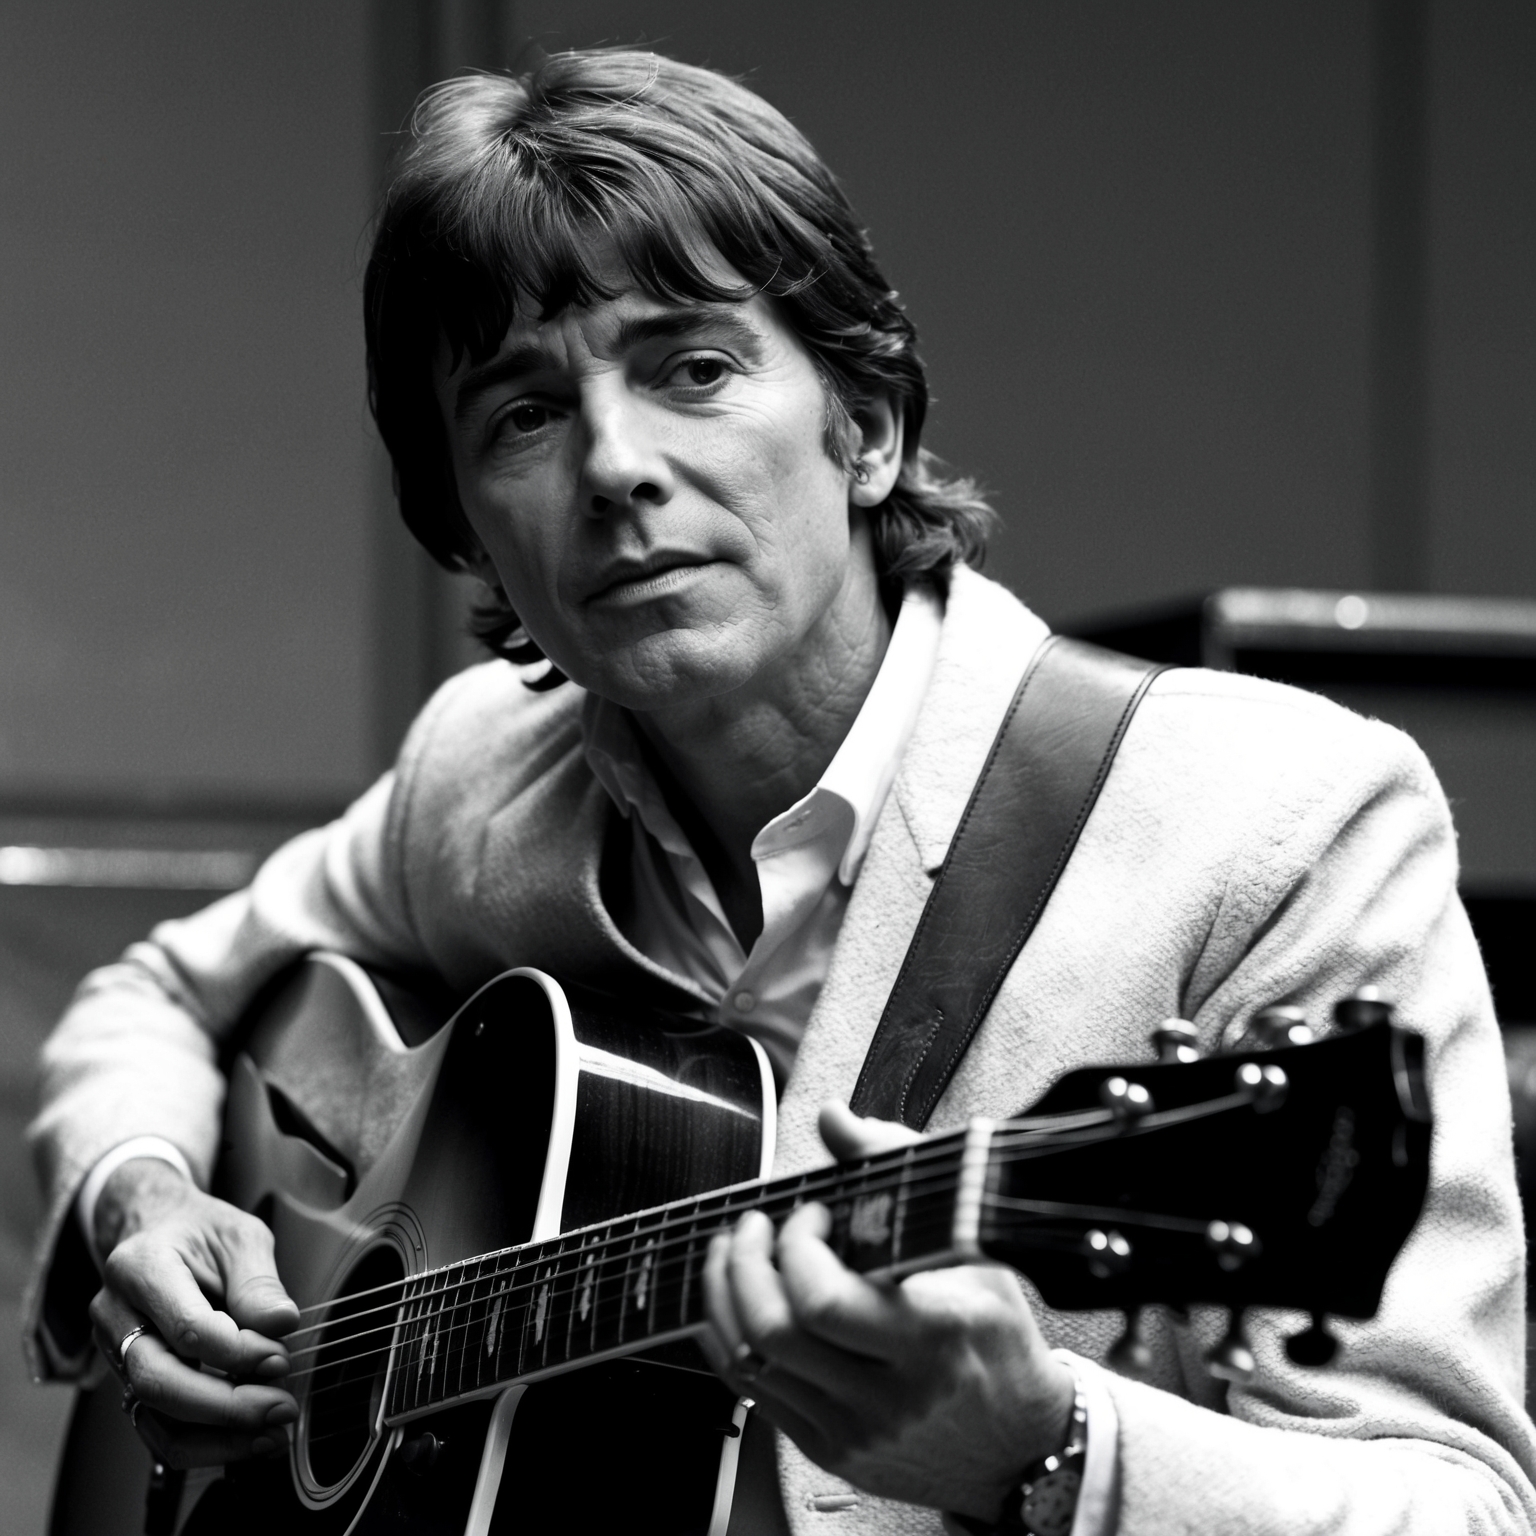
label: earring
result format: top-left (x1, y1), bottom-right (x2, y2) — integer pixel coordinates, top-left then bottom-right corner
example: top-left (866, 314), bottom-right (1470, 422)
top-left (852, 458), bottom-right (871, 485)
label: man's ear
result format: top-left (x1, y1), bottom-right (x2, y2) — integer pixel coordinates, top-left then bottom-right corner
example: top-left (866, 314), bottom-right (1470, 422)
top-left (848, 395), bottom-right (904, 508)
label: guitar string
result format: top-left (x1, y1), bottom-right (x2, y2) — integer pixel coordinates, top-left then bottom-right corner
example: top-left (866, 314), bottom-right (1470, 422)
top-left (284, 1185), bottom-right (1125, 1395)
top-left (283, 1147), bottom-right (995, 1383)
top-left (290, 1197), bottom-right (1125, 1426)
top-left (280, 1129), bottom-right (990, 1345)
top-left (279, 1102), bottom-right (1125, 1334)
top-left (276, 1116), bottom-right (1126, 1362)
top-left (280, 1139), bottom-right (967, 1348)
top-left (281, 1149), bottom-right (1247, 1400)
top-left (277, 1090), bottom-right (1247, 1361)
top-left (275, 1094), bottom-right (1250, 1380)
top-left (292, 1219), bottom-right (1109, 1452)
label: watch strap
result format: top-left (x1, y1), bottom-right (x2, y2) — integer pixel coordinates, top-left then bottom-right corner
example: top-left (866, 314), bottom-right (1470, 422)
top-left (947, 1364), bottom-right (1089, 1536)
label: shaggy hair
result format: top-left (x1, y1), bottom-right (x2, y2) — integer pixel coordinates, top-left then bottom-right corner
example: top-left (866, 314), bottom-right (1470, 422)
top-left (364, 49), bottom-right (996, 675)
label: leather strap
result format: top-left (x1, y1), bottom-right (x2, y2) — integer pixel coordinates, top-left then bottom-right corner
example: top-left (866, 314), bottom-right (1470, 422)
top-left (848, 636), bottom-right (1169, 1129)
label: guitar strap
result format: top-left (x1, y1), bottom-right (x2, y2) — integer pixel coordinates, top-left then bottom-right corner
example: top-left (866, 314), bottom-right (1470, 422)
top-left (848, 636), bottom-right (1170, 1129)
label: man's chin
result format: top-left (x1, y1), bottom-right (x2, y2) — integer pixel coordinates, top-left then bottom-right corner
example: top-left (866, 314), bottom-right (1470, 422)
top-left (574, 626), bottom-right (769, 712)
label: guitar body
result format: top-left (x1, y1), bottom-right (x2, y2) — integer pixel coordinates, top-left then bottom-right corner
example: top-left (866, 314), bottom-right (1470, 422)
top-left (59, 955), bottom-right (781, 1536)
top-left (50, 960), bottom-right (1432, 1536)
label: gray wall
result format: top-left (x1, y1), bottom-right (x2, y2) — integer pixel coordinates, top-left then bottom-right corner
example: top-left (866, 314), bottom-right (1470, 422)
top-left (0, 1), bottom-right (377, 805)
top-left (1, 1), bottom-right (1530, 806)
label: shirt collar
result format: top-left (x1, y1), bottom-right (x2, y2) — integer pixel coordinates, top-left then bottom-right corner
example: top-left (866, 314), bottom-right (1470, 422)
top-left (581, 582), bottom-right (944, 887)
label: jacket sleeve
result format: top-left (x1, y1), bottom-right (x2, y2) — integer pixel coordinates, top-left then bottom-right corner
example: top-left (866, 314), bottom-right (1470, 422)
top-left (22, 681), bottom-right (457, 1380)
top-left (1105, 718), bottom-right (1536, 1534)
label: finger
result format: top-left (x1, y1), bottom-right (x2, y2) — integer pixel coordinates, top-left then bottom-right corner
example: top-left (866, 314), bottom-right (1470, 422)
top-left (701, 1230), bottom-right (746, 1374)
top-left (121, 1332), bottom-right (297, 1432)
top-left (90, 1289), bottom-right (149, 1384)
top-left (726, 1211), bottom-right (888, 1390)
top-left (131, 1403), bottom-right (288, 1470)
top-left (774, 1202), bottom-right (904, 1362)
top-left (105, 1239), bottom-right (286, 1379)
top-left (216, 1218), bottom-right (300, 1343)
top-left (818, 1101), bottom-right (924, 1162)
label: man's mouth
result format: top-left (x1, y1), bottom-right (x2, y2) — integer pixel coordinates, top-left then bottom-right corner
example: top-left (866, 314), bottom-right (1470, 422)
top-left (584, 554), bottom-right (712, 604)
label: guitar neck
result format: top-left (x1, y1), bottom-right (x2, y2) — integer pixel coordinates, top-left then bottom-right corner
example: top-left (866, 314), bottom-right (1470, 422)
top-left (384, 1125), bottom-right (978, 1421)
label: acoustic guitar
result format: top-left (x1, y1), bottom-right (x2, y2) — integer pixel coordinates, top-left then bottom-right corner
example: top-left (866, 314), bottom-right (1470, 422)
top-left (53, 954), bottom-right (1431, 1535)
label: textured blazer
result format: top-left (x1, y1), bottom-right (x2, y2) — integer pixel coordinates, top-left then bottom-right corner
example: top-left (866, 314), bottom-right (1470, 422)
top-left (28, 567), bottom-right (1536, 1534)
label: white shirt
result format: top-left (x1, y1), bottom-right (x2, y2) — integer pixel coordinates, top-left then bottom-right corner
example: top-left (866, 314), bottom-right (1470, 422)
top-left (583, 582), bottom-right (944, 1083)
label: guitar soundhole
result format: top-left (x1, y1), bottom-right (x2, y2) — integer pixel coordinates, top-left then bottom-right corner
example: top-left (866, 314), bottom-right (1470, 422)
top-left (304, 1245), bottom-right (403, 1490)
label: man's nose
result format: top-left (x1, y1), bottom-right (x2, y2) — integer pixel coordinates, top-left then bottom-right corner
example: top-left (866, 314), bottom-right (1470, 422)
top-left (577, 392), bottom-right (674, 516)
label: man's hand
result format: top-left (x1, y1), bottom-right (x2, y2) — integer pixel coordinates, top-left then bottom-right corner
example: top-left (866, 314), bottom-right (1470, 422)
top-left (88, 1157), bottom-right (300, 1469)
top-left (702, 1103), bottom-right (1076, 1522)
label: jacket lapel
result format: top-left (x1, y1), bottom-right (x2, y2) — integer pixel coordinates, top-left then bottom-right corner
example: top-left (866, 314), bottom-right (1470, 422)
top-left (773, 570), bottom-right (1050, 1176)
top-left (467, 722), bottom-right (717, 1013)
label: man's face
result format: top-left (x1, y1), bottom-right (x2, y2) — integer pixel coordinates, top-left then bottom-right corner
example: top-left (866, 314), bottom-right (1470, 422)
top-left (434, 270), bottom-right (875, 712)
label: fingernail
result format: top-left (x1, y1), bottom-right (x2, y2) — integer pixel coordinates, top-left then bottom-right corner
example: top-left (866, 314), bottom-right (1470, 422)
top-left (256, 1353), bottom-right (290, 1378)
top-left (251, 1436), bottom-right (277, 1456)
top-left (265, 1402), bottom-right (298, 1426)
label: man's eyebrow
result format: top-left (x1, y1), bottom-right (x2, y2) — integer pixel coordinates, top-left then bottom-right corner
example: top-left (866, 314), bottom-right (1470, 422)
top-left (609, 306), bottom-right (765, 358)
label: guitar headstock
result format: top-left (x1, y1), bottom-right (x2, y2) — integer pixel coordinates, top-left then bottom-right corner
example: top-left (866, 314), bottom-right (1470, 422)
top-left (975, 993), bottom-right (1431, 1373)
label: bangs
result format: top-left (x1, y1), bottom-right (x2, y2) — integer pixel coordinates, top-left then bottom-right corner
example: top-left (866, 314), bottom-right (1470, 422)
top-left (407, 96), bottom-right (845, 373)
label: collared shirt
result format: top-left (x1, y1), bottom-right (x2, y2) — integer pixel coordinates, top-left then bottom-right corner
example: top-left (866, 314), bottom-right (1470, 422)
top-left (583, 583), bottom-right (944, 1083)
top-left (584, 586), bottom-right (1118, 1536)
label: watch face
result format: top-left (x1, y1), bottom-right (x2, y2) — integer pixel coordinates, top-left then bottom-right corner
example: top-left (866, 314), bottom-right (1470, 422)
top-left (1021, 1466), bottom-right (1082, 1536)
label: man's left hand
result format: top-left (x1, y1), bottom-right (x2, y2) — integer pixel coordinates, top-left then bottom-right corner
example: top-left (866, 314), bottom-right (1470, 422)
top-left (702, 1102), bottom-right (1077, 1521)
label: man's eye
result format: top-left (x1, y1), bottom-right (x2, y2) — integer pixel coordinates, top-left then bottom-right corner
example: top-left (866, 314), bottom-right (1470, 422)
top-left (675, 357), bottom-right (727, 388)
top-left (506, 403), bottom-right (551, 433)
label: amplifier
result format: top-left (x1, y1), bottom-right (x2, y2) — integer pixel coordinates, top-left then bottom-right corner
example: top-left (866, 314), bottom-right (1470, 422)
top-left (1071, 588), bottom-right (1536, 1027)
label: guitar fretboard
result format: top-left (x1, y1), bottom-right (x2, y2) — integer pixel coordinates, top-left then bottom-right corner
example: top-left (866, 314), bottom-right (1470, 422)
top-left (381, 1131), bottom-right (970, 1420)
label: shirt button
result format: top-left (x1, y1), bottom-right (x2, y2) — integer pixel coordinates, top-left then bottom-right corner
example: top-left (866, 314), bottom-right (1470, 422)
top-left (734, 991), bottom-right (756, 1014)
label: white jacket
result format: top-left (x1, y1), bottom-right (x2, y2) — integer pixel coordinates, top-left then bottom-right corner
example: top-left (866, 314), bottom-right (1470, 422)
top-left (27, 567), bottom-right (1536, 1533)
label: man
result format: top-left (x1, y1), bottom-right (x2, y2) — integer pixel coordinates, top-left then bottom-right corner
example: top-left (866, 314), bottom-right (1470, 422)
top-left (28, 49), bottom-right (1536, 1535)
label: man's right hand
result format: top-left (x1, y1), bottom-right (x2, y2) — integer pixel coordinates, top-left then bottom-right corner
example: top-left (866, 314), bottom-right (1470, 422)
top-left (88, 1157), bottom-right (300, 1469)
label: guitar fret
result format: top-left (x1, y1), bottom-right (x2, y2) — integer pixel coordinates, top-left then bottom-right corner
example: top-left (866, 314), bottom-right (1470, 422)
top-left (523, 1249), bottom-right (553, 1372)
top-left (592, 1218), bottom-right (631, 1352)
top-left (485, 1264), bottom-right (514, 1387)
top-left (632, 1229), bottom-right (659, 1337)
top-left (408, 1274), bottom-right (433, 1414)
top-left (556, 1234), bottom-right (584, 1367)
top-left (456, 1257), bottom-right (483, 1397)
top-left (890, 1146), bottom-right (912, 1266)
top-left (442, 1261), bottom-right (466, 1402)
top-left (385, 1278), bottom-right (413, 1418)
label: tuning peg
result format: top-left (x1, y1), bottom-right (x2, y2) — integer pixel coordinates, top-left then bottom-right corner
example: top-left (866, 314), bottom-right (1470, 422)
top-left (1249, 1005), bottom-right (1314, 1049)
top-left (1285, 1314), bottom-right (1339, 1367)
top-left (1082, 1227), bottom-right (1132, 1278)
top-left (1334, 987), bottom-right (1393, 1032)
top-left (1206, 1219), bottom-right (1261, 1271)
top-left (1234, 1061), bottom-right (1288, 1113)
top-left (1150, 1020), bottom-right (1200, 1063)
top-left (1100, 1076), bottom-right (1154, 1121)
top-left (1205, 1311), bottom-right (1255, 1384)
top-left (1107, 1306), bottom-right (1156, 1379)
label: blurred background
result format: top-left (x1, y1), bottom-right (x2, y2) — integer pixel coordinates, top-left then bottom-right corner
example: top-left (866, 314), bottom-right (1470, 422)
top-left (1, 1), bottom-right (1532, 1529)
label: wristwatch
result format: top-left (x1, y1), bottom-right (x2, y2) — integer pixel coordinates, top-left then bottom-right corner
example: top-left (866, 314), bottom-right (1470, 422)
top-left (949, 1366), bottom-right (1088, 1536)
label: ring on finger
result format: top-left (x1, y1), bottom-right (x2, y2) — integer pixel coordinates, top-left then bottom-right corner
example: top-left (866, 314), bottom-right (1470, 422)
top-left (117, 1323), bottom-right (152, 1374)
